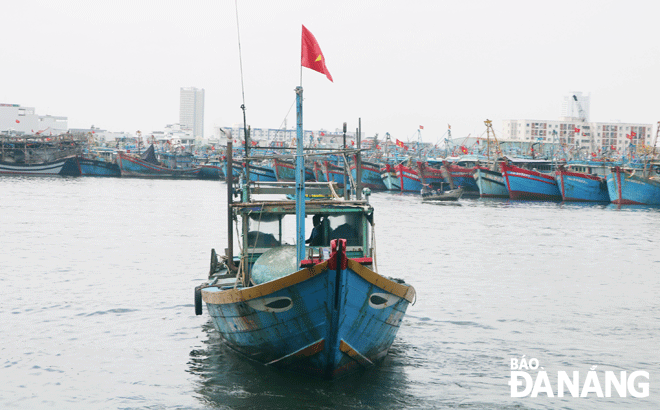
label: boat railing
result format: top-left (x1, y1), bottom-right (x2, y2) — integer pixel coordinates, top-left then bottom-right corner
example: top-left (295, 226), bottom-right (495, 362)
top-left (247, 181), bottom-right (344, 198)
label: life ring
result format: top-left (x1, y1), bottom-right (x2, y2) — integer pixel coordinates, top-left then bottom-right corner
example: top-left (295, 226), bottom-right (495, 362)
top-left (195, 286), bottom-right (203, 315)
top-left (655, 166), bottom-right (660, 175)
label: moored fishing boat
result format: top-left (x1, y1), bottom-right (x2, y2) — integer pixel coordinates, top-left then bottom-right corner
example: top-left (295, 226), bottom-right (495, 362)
top-left (313, 160), bottom-right (327, 182)
top-left (607, 166), bottom-right (660, 205)
top-left (198, 160), bottom-right (225, 180)
top-left (76, 156), bottom-right (121, 177)
top-left (555, 164), bottom-right (609, 202)
top-left (473, 165), bottom-right (509, 198)
top-left (607, 122), bottom-right (660, 205)
top-left (394, 162), bottom-right (422, 192)
top-left (0, 156), bottom-right (74, 176)
top-left (350, 158), bottom-right (387, 190)
top-left (380, 163), bottom-right (400, 191)
top-left (501, 161), bottom-right (562, 201)
top-left (439, 162), bottom-right (479, 196)
top-left (323, 159), bottom-right (347, 187)
top-left (117, 146), bottom-right (202, 178)
top-left (274, 157), bottom-right (315, 182)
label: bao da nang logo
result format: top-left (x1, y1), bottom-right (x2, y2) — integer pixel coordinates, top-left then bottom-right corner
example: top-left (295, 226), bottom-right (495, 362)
top-left (509, 356), bottom-right (649, 398)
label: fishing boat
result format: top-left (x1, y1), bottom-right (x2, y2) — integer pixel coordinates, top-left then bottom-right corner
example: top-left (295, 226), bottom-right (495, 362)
top-left (323, 159), bottom-right (347, 187)
top-left (394, 162), bottom-right (422, 192)
top-left (0, 156), bottom-right (74, 176)
top-left (350, 158), bottom-right (387, 190)
top-left (198, 160), bottom-right (225, 180)
top-left (437, 161), bottom-right (479, 196)
top-left (313, 160), bottom-right (327, 182)
top-left (274, 157), bottom-right (315, 182)
top-left (555, 164), bottom-right (609, 202)
top-left (380, 163), bottom-right (400, 191)
top-left (607, 165), bottom-right (660, 205)
top-left (394, 161), bottom-right (444, 192)
top-left (606, 122), bottom-right (660, 205)
top-left (421, 184), bottom-right (463, 201)
top-left (500, 161), bottom-right (562, 201)
top-left (473, 165), bottom-right (509, 198)
top-left (117, 145), bottom-right (202, 178)
top-left (195, 85), bottom-right (415, 379)
top-left (75, 156), bottom-right (121, 177)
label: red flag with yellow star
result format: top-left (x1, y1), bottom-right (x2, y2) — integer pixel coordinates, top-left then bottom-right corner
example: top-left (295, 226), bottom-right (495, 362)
top-left (301, 25), bottom-right (333, 82)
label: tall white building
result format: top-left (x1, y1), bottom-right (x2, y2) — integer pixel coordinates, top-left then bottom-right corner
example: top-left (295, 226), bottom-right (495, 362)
top-left (179, 87), bottom-right (204, 139)
top-left (561, 91), bottom-right (590, 121)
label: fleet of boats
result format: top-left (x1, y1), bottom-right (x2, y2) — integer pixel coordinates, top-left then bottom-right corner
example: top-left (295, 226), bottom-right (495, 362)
top-left (2, 126), bottom-right (660, 205)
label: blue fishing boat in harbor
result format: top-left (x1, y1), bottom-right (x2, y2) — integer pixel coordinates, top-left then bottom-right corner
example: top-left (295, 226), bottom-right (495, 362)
top-left (473, 164), bottom-right (509, 198)
top-left (350, 158), bottom-right (387, 190)
top-left (501, 161), bottom-right (562, 201)
top-left (274, 157), bottom-right (315, 182)
top-left (198, 160), bottom-right (225, 180)
top-left (607, 165), bottom-right (660, 205)
top-left (380, 163), bottom-right (400, 191)
top-left (75, 156), bottom-right (121, 177)
top-left (323, 159), bottom-right (347, 187)
top-left (555, 164), bottom-right (609, 202)
top-left (606, 123), bottom-right (660, 205)
top-left (117, 145), bottom-right (202, 178)
top-left (195, 83), bottom-right (415, 379)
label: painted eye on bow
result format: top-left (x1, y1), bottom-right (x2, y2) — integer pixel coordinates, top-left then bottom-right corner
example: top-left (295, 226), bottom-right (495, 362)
top-left (265, 298), bottom-right (292, 309)
top-left (247, 296), bottom-right (294, 313)
top-left (368, 293), bottom-right (400, 309)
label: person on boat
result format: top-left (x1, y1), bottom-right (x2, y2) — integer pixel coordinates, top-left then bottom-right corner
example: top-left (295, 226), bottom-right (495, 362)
top-left (306, 214), bottom-right (325, 246)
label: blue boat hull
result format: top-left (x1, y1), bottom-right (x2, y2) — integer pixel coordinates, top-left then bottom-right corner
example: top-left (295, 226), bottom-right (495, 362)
top-left (473, 167), bottom-right (509, 198)
top-left (556, 171), bottom-right (609, 202)
top-left (117, 153), bottom-right (202, 178)
top-left (501, 163), bottom-right (562, 201)
top-left (351, 161), bottom-right (387, 190)
top-left (607, 167), bottom-right (660, 205)
top-left (77, 157), bottom-right (121, 177)
top-left (202, 255), bottom-right (414, 379)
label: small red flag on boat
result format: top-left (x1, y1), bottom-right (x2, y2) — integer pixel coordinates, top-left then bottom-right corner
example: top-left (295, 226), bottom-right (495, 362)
top-left (301, 25), bottom-right (333, 82)
top-left (419, 125), bottom-right (424, 130)
top-left (461, 146), bottom-right (468, 154)
top-left (15, 119), bottom-right (20, 123)
top-left (395, 139), bottom-right (408, 150)
top-left (626, 134), bottom-right (633, 140)
top-left (574, 127), bottom-right (580, 133)
top-left (631, 131), bottom-right (637, 136)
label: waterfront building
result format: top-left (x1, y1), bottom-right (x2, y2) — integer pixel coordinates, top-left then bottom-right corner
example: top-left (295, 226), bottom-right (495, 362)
top-left (179, 87), bottom-right (204, 139)
top-left (501, 119), bottom-right (653, 155)
top-left (0, 103), bottom-right (67, 135)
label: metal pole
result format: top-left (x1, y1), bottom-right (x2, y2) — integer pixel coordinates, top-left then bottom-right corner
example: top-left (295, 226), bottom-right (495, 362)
top-left (295, 87), bottom-right (306, 266)
top-left (343, 122), bottom-right (349, 200)
top-left (356, 119), bottom-right (362, 200)
top-left (225, 141), bottom-right (237, 272)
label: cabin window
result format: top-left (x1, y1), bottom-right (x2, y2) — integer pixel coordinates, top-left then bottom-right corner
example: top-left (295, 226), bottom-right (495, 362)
top-left (327, 214), bottom-right (362, 247)
top-left (247, 214), bottom-right (282, 248)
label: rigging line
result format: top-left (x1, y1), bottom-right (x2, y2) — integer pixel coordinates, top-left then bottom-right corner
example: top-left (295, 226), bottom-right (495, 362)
top-left (234, 0), bottom-right (246, 107)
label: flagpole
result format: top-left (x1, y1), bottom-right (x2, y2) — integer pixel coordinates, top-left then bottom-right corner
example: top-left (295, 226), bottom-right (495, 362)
top-left (295, 86), bottom-right (305, 266)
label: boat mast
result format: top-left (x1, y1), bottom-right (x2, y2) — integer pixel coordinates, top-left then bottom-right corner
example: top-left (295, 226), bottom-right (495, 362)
top-left (295, 86), bottom-right (306, 266)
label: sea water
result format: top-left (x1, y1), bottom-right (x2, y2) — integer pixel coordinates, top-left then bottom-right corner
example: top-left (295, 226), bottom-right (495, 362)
top-left (1, 176), bottom-right (658, 409)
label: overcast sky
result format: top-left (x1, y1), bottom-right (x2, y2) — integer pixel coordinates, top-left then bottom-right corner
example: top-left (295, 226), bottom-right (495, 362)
top-left (4, 0), bottom-right (659, 143)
